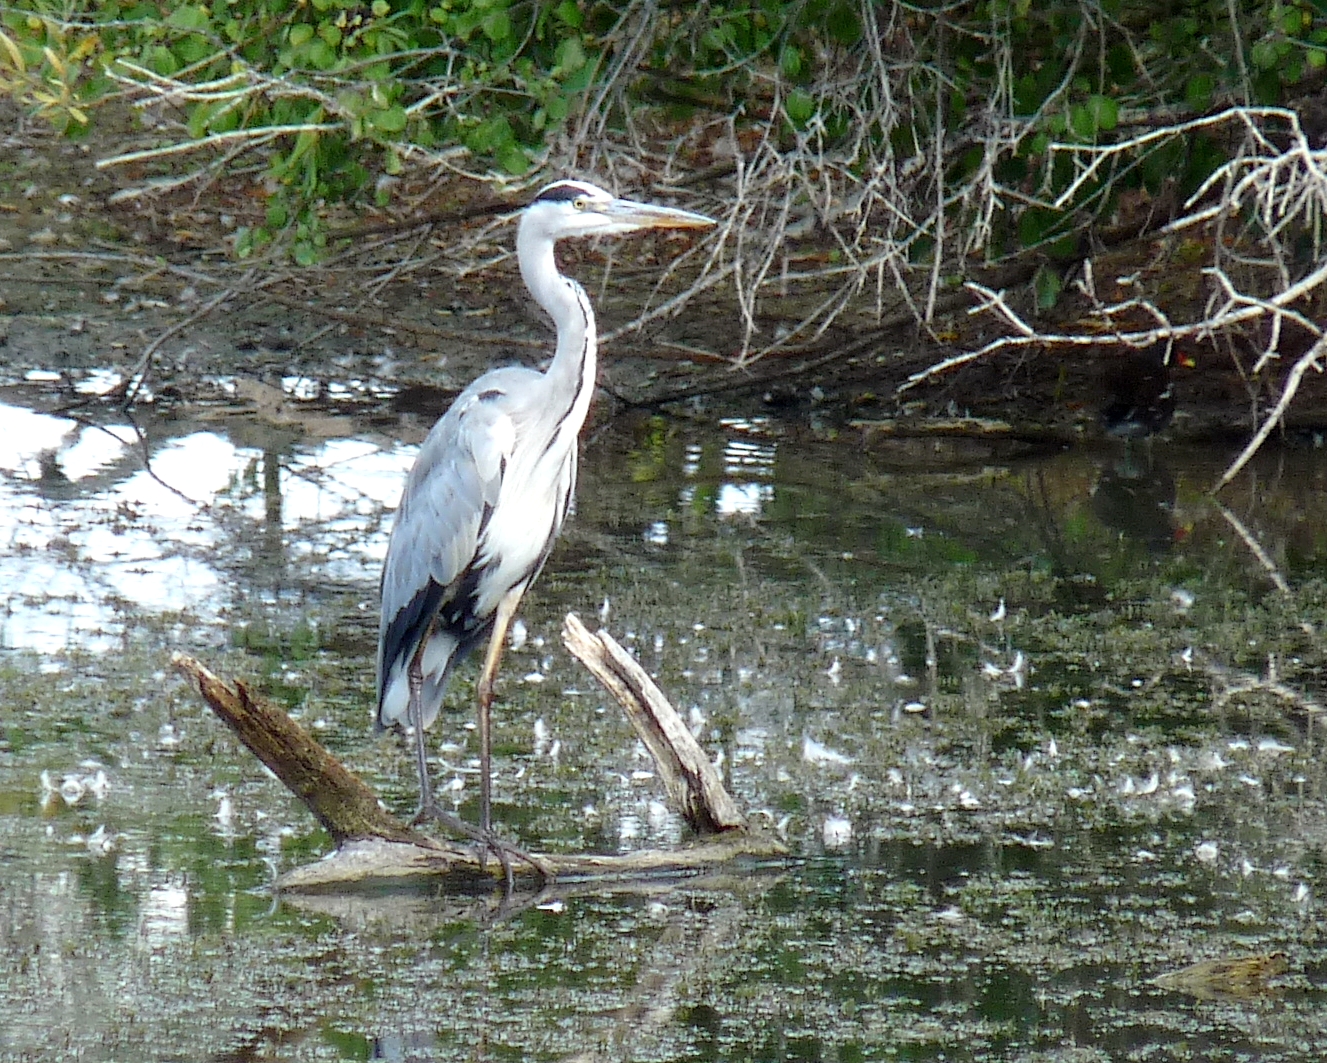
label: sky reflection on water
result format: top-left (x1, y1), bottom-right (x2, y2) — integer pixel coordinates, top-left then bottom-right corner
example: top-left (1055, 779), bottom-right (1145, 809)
top-left (0, 396), bottom-right (794, 653)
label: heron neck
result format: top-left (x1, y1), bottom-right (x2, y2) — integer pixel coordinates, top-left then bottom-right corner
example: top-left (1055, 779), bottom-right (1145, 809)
top-left (518, 227), bottom-right (597, 421)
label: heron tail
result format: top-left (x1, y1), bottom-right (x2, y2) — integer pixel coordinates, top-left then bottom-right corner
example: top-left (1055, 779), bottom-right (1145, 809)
top-left (376, 626), bottom-right (461, 732)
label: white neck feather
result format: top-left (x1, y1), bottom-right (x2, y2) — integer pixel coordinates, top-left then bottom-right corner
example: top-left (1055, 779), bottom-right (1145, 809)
top-left (517, 218), bottom-right (598, 424)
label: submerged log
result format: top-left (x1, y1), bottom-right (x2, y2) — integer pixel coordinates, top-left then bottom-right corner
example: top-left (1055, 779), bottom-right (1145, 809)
top-left (171, 621), bottom-right (783, 893)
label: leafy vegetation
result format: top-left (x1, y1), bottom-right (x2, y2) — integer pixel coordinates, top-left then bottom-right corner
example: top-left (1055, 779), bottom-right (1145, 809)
top-left (1, 1), bottom-right (1325, 338)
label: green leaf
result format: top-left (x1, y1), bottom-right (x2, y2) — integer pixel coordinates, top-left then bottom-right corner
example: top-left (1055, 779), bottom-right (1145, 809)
top-left (826, 3), bottom-right (861, 46)
top-left (786, 88), bottom-right (814, 127)
top-left (564, 58), bottom-right (596, 94)
top-left (1086, 94), bottom-right (1117, 131)
top-left (372, 0), bottom-right (390, 16)
top-left (166, 5), bottom-right (210, 32)
top-left (468, 114), bottom-right (513, 152)
top-left (1018, 206), bottom-right (1060, 248)
top-left (700, 26), bottom-right (728, 52)
top-left (186, 103), bottom-right (209, 140)
top-left (482, 10), bottom-right (511, 43)
top-left (307, 40), bottom-right (337, 69)
top-left (188, 99), bottom-right (238, 138)
top-left (289, 24), bottom-right (313, 48)
top-left (174, 35), bottom-right (211, 65)
top-left (555, 36), bottom-right (585, 74)
top-left (294, 241), bottom-right (317, 266)
top-left (778, 44), bottom-right (801, 78)
top-left (146, 45), bottom-right (179, 76)
top-left (498, 143), bottom-right (529, 175)
top-left (369, 103), bottom-right (407, 133)
top-left (1068, 102), bottom-right (1092, 139)
top-left (1185, 73), bottom-right (1214, 110)
top-left (1033, 264), bottom-right (1061, 310)
top-left (554, 0), bottom-right (582, 28)
top-left (1250, 39), bottom-right (1279, 69)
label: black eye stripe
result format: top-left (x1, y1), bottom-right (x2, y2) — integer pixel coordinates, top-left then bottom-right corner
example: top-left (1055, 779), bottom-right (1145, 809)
top-left (534, 181), bottom-right (596, 204)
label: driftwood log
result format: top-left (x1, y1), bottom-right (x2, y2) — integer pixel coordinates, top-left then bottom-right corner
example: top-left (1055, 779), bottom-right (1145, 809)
top-left (171, 613), bottom-right (784, 892)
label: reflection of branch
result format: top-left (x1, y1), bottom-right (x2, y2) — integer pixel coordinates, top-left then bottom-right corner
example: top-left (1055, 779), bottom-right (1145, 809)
top-left (42, 411), bottom-right (202, 511)
top-left (53, 276), bottom-right (254, 413)
top-left (560, 897), bottom-right (752, 1063)
top-left (1212, 336), bottom-right (1327, 494)
top-left (1213, 503), bottom-right (1291, 597)
top-left (121, 286), bottom-right (239, 405)
top-left (1197, 651), bottom-right (1324, 718)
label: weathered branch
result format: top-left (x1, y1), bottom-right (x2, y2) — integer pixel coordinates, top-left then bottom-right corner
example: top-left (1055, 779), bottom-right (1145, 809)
top-left (170, 624), bottom-right (784, 893)
top-left (561, 613), bottom-right (746, 835)
top-left (171, 652), bottom-right (423, 846)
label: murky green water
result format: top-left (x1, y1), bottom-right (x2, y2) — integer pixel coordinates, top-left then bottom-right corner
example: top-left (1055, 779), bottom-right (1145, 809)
top-left (3, 378), bottom-right (1326, 1060)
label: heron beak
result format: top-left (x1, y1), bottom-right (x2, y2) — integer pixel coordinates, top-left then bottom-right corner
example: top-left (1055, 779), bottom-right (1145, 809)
top-left (607, 198), bottom-right (717, 231)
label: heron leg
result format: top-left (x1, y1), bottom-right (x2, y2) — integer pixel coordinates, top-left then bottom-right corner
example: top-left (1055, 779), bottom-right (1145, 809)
top-left (403, 604), bottom-right (551, 887)
top-left (407, 632), bottom-right (435, 818)
top-left (475, 587), bottom-right (523, 835)
top-left (470, 587), bottom-right (553, 886)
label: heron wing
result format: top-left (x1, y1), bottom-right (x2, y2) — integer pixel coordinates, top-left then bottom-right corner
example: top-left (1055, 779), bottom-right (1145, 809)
top-left (377, 370), bottom-right (537, 727)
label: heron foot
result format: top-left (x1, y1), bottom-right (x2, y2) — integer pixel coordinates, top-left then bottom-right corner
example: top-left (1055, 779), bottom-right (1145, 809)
top-left (472, 830), bottom-right (554, 892)
top-left (410, 802), bottom-right (553, 887)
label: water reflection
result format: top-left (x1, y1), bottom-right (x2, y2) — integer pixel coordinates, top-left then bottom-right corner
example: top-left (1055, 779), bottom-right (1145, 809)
top-left (1091, 456), bottom-right (1178, 553)
top-left (0, 398), bottom-right (809, 651)
top-left (0, 406), bottom-right (228, 652)
top-left (0, 398), bottom-right (412, 651)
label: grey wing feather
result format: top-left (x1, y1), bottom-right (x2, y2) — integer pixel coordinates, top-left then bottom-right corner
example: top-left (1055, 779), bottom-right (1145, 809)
top-left (383, 404), bottom-right (502, 610)
top-left (377, 369), bottom-right (536, 726)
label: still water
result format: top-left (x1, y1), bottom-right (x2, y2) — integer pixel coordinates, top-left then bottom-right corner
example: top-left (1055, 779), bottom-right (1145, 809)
top-left (2, 378), bottom-right (1326, 1060)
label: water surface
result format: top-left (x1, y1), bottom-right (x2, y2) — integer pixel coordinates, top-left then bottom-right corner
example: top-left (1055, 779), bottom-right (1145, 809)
top-left (2, 379), bottom-right (1325, 1060)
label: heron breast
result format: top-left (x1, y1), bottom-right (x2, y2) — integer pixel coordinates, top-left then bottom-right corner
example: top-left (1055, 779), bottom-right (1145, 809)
top-left (471, 447), bottom-right (574, 606)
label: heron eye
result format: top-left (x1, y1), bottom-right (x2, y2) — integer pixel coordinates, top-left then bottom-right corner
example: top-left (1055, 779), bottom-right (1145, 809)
top-left (573, 196), bottom-right (588, 210)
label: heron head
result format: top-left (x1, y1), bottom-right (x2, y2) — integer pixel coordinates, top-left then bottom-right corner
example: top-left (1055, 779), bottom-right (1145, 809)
top-left (523, 179), bottom-right (716, 240)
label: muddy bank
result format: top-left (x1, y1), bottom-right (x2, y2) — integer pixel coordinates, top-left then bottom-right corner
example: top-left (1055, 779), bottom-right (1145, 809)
top-left (5, 103), bottom-right (1325, 451)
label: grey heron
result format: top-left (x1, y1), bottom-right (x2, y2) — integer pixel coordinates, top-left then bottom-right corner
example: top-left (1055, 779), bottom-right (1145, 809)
top-left (377, 179), bottom-right (715, 873)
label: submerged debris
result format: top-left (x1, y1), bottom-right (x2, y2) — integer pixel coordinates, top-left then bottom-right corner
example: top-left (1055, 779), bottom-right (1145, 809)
top-left (1153, 952), bottom-right (1289, 1000)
